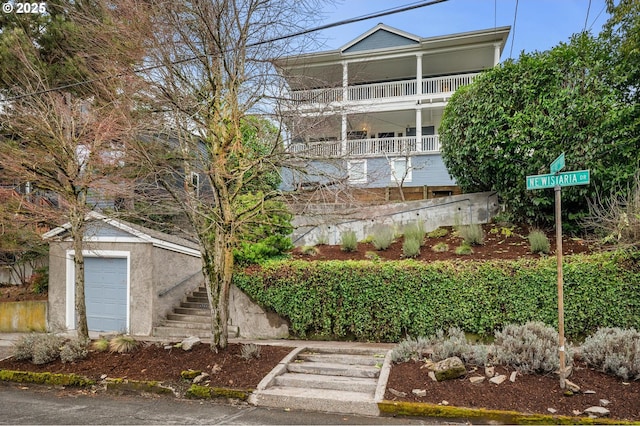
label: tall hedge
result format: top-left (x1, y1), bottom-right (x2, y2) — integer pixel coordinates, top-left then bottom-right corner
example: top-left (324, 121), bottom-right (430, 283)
top-left (233, 253), bottom-right (640, 342)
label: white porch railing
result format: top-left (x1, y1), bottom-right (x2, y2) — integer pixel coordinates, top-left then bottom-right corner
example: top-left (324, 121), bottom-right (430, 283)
top-left (289, 135), bottom-right (440, 158)
top-left (287, 72), bottom-right (479, 104)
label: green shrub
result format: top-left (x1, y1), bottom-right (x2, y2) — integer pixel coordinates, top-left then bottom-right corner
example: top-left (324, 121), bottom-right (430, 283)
top-left (402, 237), bottom-right (421, 258)
top-left (234, 235), bottom-right (292, 266)
top-left (32, 266), bottom-right (48, 294)
top-left (340, 231), bottom-right (358, 252)
top-left (528, 230), bottom-right (550, 254)
top-left (233, 252), bottom-right (640, 342)
top-left (240, 343), bottom-right (261, 360)
top-left (390, 336), bottom-right (432, 363)
top-left (427, 227), bottom-right (449, 238)
top-left (432, 242), bottom-right (449, 253)
top-left (31, 334), bottom-right (65, 365)
top-left (109, 335), bottom-right (138, 354)
top-left (300, 245), bottom-right (319, 256)
top-left (316, 233), bottom-right (329, 246)
top-left (403, 222), bottom-right (426, 246)
top-left (455, 243), bottom-right (473, 255)
top-left (91, 338), bottom-right (109, 352)
top-left (371, 225), bottom-right (395, 250)
top-left (60, 338), bottom-right (89, 363)
top-left (364, 251), bottom-right (380, 261)
top-left (12, 334), bottom-right (40, 361)
top-left (457, 224), bottom-right (484, 245)
top-left (580, 327), bottom-right (640, 380)
top-left (494, 321), bottom-right (572, 374)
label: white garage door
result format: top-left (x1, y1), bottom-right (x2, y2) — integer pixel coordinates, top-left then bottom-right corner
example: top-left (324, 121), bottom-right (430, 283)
top-left (84, 257), bottom-right (128, 332)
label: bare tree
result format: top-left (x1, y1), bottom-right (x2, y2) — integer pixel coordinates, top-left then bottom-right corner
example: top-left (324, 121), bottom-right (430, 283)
top-left (131, 0), bottom-right (323, 349)
top-left (0, 1), bottom-right (146, 339)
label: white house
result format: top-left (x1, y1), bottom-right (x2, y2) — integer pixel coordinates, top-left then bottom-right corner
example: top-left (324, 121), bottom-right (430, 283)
top-left (277, 24), bottom-right (509, 201)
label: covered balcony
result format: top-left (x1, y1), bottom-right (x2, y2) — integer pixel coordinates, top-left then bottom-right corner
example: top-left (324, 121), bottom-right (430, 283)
top-left (287, 72), bottom-right (478, 106)
top-left (288, 134), bottom-right (440, 158)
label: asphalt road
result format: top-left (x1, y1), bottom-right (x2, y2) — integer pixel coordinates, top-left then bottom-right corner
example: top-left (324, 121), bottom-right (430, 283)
top-left (0, 383), bottom-right (456, 425)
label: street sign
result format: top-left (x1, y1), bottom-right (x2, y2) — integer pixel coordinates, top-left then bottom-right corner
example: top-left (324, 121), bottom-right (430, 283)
top-left (526, 170), bottom-right (590, 190)
top-left (550, 153), bottom-right (565, 174)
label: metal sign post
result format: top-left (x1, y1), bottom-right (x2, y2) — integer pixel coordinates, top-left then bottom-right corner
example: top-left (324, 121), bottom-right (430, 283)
top-left (526, 153), bottom-right (589, 389)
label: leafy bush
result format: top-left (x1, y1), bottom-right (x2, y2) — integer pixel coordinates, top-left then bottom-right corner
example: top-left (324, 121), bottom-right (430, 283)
top-left (109, 335), bottom-right (138, 354)
top-left (233, 253), bottom-right (640, 342)
top-left (60, 338), bottom-right (89, 363)
top-left (432, 242), bottom-right (449, 253)
top-left (528, 230), bottom-right (550, 254)
top-left (402, 236), bottom-right (421, 258)
top-left (31, 334), bottom-right (65, 365)
top-left (494, 321), bottom-right (571, 374)
top-left (580, 327), bottom-right (640, 380)
top-left (393, 328), bottom-right (490, 366)
top-left (455, 243), bottom-right (473, 255)
top-left (403, 222), bottom-right (426, 246)
top-left (457, 224), bottom-right (484, 245)
top-left (12, 334), bottom-right (40, 361)
top-left (427, 227), bottom-right (449, 238)
top-left (371, 226), bottom-right (395, 250)
top-left (234, 235), bottom-right (292, 266)
top-left (340, 231), bottom-right (358, 252)
top-left (240, 343), bottom-right (261, 360)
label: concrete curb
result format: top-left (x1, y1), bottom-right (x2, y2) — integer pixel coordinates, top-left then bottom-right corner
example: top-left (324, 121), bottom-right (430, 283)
top-left (374, 349), bottom-right (392, 403)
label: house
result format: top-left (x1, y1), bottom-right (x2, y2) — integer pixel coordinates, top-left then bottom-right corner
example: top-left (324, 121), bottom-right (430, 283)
top-left (276, 24), bottom-right (510, 202)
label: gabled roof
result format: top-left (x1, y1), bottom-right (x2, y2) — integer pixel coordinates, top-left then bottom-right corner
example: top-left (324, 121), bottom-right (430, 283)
top-left (43, 211), bottom-right (201, 258)
top-left (340, 23), bottom-right (420, 53)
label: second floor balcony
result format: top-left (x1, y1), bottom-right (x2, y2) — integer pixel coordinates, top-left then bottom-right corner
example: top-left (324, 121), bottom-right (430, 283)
top-left (289, 134), bottom-right (441, 159)
top-left (287, 73), bottom-right (479, 107)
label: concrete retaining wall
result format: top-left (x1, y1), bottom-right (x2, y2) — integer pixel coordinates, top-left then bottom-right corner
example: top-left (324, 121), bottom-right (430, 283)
top-left (0, 301), bottom-right (47, 332)
top-left (291, 191), bottom-right (499, 247)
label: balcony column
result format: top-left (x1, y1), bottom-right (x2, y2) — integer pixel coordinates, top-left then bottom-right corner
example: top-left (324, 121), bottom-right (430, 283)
top-left (493, 43), bottom-right (501, 66)
top-left (341, 114), bottom-right (347, 156)
top-left (415, 108), bottom-right (422, 151)
top-left (416, 53), bottom-right (423, 95)
top-left (342, 61), bottom-right (348, 101)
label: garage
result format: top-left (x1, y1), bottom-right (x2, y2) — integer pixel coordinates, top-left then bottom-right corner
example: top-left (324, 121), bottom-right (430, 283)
top-left (84, 256), bottom-right (128, 332)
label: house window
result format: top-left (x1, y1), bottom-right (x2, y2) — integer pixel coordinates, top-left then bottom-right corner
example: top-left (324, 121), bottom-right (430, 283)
top-left (347, 160), bottom-right (367, 184)
top-left (189, 171), bottom-right (200, 198)
top-left (390, 158), bottom-right (412, 183)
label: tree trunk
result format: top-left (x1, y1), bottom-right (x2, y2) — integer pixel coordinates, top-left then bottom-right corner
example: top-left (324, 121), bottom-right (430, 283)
top-left (69, 208), bottom-right (89, 340)
top-left (203, 225), bottom-right (234, 350)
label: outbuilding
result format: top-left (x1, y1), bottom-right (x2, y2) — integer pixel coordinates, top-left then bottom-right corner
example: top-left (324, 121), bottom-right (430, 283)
top-left (45, 212), bottom-right (203, 336)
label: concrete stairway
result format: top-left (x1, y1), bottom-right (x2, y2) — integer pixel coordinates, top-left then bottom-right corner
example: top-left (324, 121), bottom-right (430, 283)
top-left (153, 286), bottom-right (239, 339)
top-left (249, 346), bottom-right (392, 416)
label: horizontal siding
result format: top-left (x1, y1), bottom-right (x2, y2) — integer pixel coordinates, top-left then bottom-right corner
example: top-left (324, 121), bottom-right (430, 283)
top-left (344, 30), bottom-right (418, 53)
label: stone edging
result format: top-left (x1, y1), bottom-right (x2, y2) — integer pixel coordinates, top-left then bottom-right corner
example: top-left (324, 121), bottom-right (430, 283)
top-left (0, 369), bottom-right (635, 424)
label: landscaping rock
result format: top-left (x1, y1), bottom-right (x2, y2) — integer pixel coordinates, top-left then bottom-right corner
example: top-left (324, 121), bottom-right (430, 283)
top-left (565, 379), bottom-right (580, 393)
top-left (181, 336), bottom-right (201, 351)
top-left (547, 408), bottom-right (557, 414)
top-left (469, 376), bottom-right (485, 384)
top-left (509, 371), bottom-right (517, 382)
top-left (388, 388), bottom-right (407, 398)
top-left (489, 374), bottom-right (507, 385)
top-left (428, 371), bottom-right (437, 382)
top-left (484, 365), bottom-right (495, 378)
top-left (585, 406), bottom-right (610, 417)
top-left (193, 372), bottom-right (209, 384)
top-left (600, 399), bottom-right (611, 407)
top-left (412, 389), bottom-right (427, 397)
top-left (433, 357), bottom-right (466, 381)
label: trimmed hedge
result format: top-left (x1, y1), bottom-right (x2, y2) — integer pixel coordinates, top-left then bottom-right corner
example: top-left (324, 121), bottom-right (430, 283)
top-left (233, 252), bottom-right (640, 342)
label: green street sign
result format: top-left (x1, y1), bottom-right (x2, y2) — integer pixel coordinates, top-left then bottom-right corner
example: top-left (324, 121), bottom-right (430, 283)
top-left (526, 170), bottom-right (590, 190)
top-left (550, 153), bottom-right (565, 173)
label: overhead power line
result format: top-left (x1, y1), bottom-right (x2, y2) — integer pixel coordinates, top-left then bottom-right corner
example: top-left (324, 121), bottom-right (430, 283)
top-left (3, 0), bottom-right (449, 102)
top-left (509, 0), bottom-right (519, 59)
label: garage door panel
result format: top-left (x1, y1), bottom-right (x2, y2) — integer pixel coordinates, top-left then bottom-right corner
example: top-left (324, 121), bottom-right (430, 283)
top-left (83, 257), bottom-right (127, 332)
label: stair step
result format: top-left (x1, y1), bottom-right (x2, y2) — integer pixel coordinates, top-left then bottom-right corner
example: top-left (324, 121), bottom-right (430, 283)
top-left (186, 296), bottom-right (210, 304)
top-left (274, 372), bottom-right (377, 393)
top-left (161, 320), bottom-right (210, 330)
top-left (297, 352), bottom-right (384, 366)
top-left (250, 386), bottom-right (378, 416)
top-left (167, 313), bottom-right (210, 323)
top-left (287, 361), bottom-right (380, 378)
top-left (173, 307), bottom-right (209, 316)
top-left (192, 291), bottom-right (208, 298)
top-left (153, 325), bottom-right (239, 339)
top-left (181, 301), bottom-right (210, 309)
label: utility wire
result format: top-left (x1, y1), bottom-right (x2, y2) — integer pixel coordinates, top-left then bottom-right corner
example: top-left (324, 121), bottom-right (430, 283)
top-left (3, 0), bottom-right (449, 102)
top-left (509, 0), bottom-right (519, 59)
top-left (583, 0), bottom-right (592, 32)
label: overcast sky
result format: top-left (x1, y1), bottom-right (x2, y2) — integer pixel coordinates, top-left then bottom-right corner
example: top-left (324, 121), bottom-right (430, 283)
top-left (314, 0), bottom-right (611, 61)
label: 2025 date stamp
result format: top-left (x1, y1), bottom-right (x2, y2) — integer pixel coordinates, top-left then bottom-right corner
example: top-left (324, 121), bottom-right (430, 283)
top-left (2, 2), bottom-right (47, 14)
